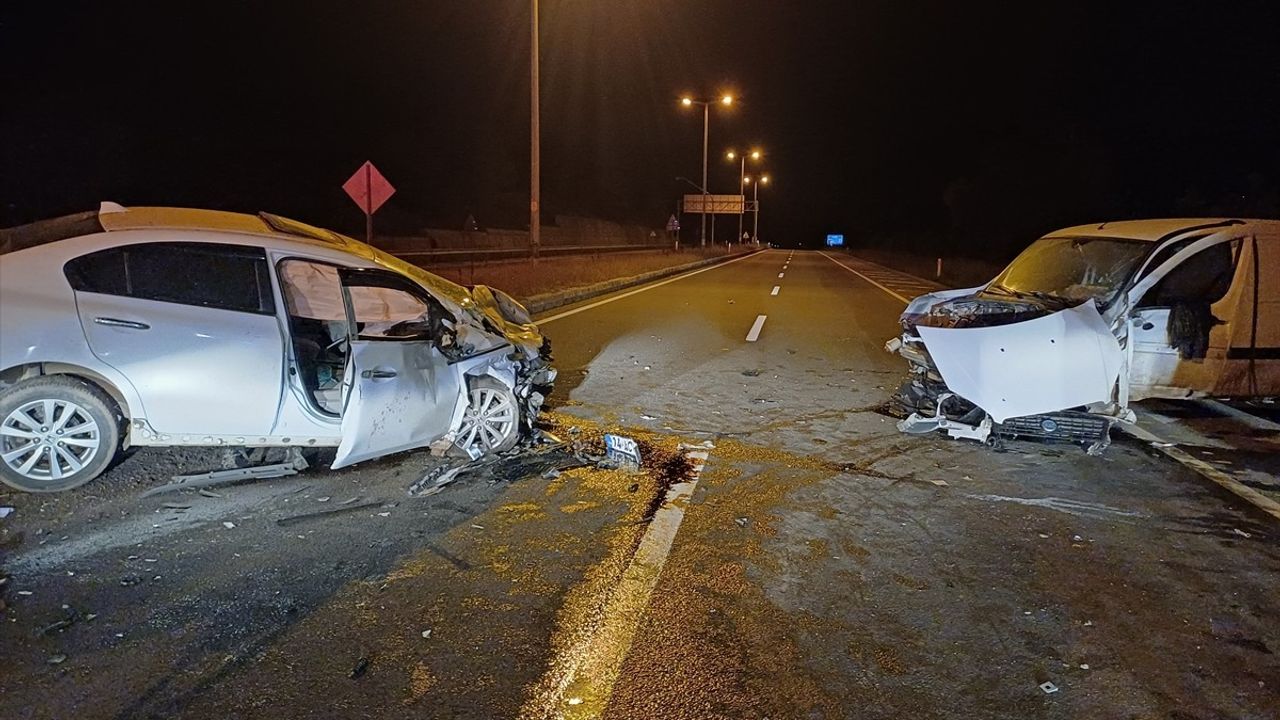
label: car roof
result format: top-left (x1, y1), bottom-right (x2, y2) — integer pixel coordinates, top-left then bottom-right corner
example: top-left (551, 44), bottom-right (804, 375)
top-left (1046, 218), bottom-right (1280, 242)
top-left (0, 202), bottom-right (355, 255)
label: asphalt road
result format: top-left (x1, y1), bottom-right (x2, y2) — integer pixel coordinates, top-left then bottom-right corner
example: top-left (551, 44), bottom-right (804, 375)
top-left (2, 249), bottom-right (1277, 719)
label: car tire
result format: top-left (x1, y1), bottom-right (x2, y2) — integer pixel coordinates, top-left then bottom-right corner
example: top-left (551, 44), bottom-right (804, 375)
top-left (0, 376), bottom-right (122, 492)
top-left (455, 377), bottom-right (521, 456)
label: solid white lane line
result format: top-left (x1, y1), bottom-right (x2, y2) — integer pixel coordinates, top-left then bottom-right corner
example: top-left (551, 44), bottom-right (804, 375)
top-left (537, 250), bottom-right (764, 324)
top-left (746, 314), bottom-right (767, 342)
top-left (770, 286), bottom-right (780, 296)
top-left (818, 251), bottom-right (910, 304)
top-left (520, 449), bottom-right (712, 717)
top-left (1119, 424), bottom-right (1280, 523)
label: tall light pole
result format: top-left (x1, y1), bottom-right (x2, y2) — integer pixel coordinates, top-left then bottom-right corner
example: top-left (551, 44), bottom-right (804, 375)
top-left (747, 174), bottom-right (770, 244)
top-left (530, 0), bottom-right (541, 258)
top-left (680, 94), bottom-right (732, 247)
top-left (726, 149), bottom-right (760, 246)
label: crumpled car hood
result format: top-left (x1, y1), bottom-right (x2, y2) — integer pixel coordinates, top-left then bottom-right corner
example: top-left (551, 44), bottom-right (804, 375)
top-left (915, 301), bottom-right (1123, 423)
top-left (903, 286), bottom-right (1052, 330)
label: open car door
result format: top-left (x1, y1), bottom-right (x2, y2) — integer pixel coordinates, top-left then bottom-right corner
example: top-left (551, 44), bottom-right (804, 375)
top-left (331, 268), bottom-right (462, 470)
top-left (1126, 229), bottom-right (1243, 398)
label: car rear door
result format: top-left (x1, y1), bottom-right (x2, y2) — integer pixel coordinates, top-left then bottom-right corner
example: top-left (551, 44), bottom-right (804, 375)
top-left (66, 242), bottom-right (285, 437)
top-left (331, 268), bottom-right (461, 469)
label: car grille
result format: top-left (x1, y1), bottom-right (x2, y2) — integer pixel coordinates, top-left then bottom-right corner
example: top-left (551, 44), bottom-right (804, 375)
top-left (996, 411), bottom-right (1110, 444)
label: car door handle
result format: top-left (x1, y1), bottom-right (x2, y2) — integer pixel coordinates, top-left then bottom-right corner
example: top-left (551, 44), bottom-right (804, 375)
top-left (361, 369), bottom-right (398, 380)
top-left (93, 317), bottom-right (151, 330)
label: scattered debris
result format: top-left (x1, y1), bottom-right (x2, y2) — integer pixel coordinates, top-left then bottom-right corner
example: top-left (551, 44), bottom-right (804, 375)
top-left (1079, 664), bottom-right (1090, 670)
top-left (275, 501), bottom-right (382, 527)
top-left (0, 506), bottom-right (14, 519)
top-left (349, 656), bottom-right (370, 679)
top-left (376, 512), bottom-right (391, 517)
top-left (735, 517), bottom-right (749, 528)
top-left (339, 496), bottom-right (362, 505)
top-left (627, 482), bottom-right (640, 493)
top-left (141, 449), bottom-right (310, 497)
top-left (1233, 528), bottom-right (1252, 539)
top-left (198, 488), bottom-right (223, 498)
top-left (17, 590), bottom-right (33, 596)
top-left (741, 369), bottom-right (761, 377)
top-left (542, 469), bottom-right (561, 479)
top-left (47, 654), bottom-right (67, 665)
top-left (1039, 681), bottom-right (1059, 694)
top-left (222, 522), bottom-right (236, 529)
top-left (929, 479), bottom-right (950, 487)
top-left (409, 464), bottom-right (468, 497)
top-left (421, 629), bottom-right (433, 639)
top-left (161, 502), bottom-right (191, 510)
top-left (471, 524), bottom-right (485, 530)
top-left (37, 617), bottom-right (76, 636)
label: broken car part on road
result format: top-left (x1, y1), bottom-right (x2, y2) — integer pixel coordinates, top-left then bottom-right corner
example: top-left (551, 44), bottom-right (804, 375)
top-left (888, 218), bottom-right (1280, 451)
top-left (0, 204), bottom-right (556, 492)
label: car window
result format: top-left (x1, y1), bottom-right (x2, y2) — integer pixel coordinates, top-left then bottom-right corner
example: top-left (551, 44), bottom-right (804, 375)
top-left (65, 242), bottom-right (275, 314)
top-left (347, 285), bottom-right (431, 339)
top-left (279, 259), bottom-right (346, 321)
top-left (1139, 239), bottom-right (1240, 308)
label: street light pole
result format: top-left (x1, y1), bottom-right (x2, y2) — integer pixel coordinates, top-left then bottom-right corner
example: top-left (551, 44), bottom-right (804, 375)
top-left (754, 174), bottom-right (769, 244)
top-left (735, 155), bottom-right (745, 246)
top-left (530, 0), bottom-right (541, 259)
top-left (727, 150), bottom-right (761, 246)
top-left (700, 102), bottom-right (709, 248)
top-left (681, 95), bottom-right (732, 248)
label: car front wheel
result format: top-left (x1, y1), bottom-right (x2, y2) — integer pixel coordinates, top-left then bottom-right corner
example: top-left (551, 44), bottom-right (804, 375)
top-left (0, 376), bottom-right (122, 492)
top-left (455, 378), bottom-right (520, 456)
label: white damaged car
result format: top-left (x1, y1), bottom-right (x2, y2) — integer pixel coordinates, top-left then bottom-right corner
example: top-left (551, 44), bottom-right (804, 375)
top-left (0, 203), bottom-right (555, 491)
top-left (888, 218), bottom-right (1279, 452)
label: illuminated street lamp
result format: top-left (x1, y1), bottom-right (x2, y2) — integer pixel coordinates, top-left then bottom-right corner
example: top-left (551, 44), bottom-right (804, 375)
top-left (680, 94), bottom-right (734, 246)
top-left (726, 149), bottom-right (762, 246)
top-left (744, 174), bottom-right (771, 244)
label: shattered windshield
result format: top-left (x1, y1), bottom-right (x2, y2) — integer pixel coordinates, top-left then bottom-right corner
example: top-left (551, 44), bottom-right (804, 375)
top-left (988, 236), bottom-right (1150, 306)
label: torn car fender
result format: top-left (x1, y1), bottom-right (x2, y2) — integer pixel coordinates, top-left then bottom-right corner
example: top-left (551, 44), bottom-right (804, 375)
top-left (915, 301), bottom-right (1123, 423)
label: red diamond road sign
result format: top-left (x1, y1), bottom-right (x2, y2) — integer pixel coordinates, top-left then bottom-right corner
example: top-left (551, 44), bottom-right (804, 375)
top-left (342, 161), bottom-right (395, 215)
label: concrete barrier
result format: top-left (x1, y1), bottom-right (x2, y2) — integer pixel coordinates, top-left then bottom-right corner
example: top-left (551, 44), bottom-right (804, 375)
top-left (525, 248), bottom-right (763, 316)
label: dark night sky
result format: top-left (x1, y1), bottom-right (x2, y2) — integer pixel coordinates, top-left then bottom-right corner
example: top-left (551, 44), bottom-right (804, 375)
top-left (3, 1), bottom-right (1278, 254)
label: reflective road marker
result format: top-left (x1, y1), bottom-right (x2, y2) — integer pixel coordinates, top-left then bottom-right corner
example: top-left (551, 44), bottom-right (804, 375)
top-left (771, 286), bottom-right (780, 296)
top-left (746, 314), bottom-right (768, 342)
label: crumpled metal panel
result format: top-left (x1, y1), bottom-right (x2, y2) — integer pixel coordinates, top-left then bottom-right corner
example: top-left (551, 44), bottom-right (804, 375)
top-left (916, 301), bottom-right (1123, 423)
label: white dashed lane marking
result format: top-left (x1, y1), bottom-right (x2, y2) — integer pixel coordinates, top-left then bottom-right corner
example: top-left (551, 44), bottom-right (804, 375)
top-left (770, 286), bottom-right (780, 296)
top-left (745, 314), bottom-right (767, 342)
top-left (778, 272), bottom-right (785, 278)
